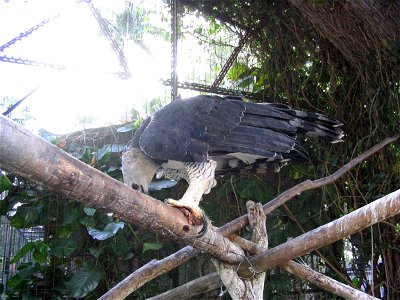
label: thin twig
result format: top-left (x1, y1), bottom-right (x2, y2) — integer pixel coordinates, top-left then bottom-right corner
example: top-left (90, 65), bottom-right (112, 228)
top-left (218, 134), bottom-right (400, 236)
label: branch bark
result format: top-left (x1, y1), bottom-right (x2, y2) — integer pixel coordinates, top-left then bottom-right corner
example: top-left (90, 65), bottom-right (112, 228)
top-left (147, 272), bottom-right (222, 300)
top-left (151, 187), bottom-right (400, 299)
top-left (218, 134), bottom-right (400, 236)
top-left (212, 201), bottom-right (267, 299)
top-left (0, 115), bottom-right (244, 263)
top-left (231, 235), bottom-right (378, 300)
top-left (95, 134), bottom-right (399, 298)
top-left (282, 261), bottom-right (378, 300)
top-left (98, 247), bottom-right (200, 300)
top-left (237, 189), bottom-right (400, 277)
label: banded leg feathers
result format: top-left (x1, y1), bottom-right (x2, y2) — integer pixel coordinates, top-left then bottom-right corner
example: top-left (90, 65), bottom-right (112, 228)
top-left (165, 160), bottom-right (217, 225)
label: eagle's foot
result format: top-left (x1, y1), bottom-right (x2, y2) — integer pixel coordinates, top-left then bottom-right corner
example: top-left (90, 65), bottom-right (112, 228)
top-left (165, 198), bottom-right (203, 225)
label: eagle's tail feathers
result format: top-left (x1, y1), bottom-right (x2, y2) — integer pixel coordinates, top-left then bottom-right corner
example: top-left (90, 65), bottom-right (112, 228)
top-left (241, 102), bottom-right (343, 143)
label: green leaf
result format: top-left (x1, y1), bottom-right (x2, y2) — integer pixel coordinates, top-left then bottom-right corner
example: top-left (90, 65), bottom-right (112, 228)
top-left (61, 206), bottom-right (81, 225)
top-left (142, 242), bottom-right (163, 253)
top-left (0, 174), bottom-right (12, 192)
top-left (96, 144), bottom-right (125, 160)
top-left (352, 276), bottom-right (359, 287)
top-left (132, 117), bottom-right (143, 129)
top-left (89, 247), bottom-right (104, 258)
top-left (50, 239), bottom-right (77, 258)
top-left (67, 262), bottom-right (105, 298)
top-left (57, 226), bottom-right (72, 238)
top-left (67, 143), bottom-right (89, 160)
top-left (228, 62), bottom-right (249, 81)
top-left (123, 251), bottom-right (134, 260)
top-left (117, 124), bottom-right (133, 133)
top-left (11, 242), bottom-right (36, 263)
top-left (107, 165), bottom-right (120, 173)
top-left (88, 222), bottom-right (125, 240)
top-left (84, 207), bottom-right (96, 216)
top-left (10, 204), bottom-right (44, 228)
top-left (7, 274), bottom-right (23, 289)
top-left (16, 262), bottom-right (35, 280)
top-left (238, 75), bottom-right (254, 88)
top-left (233, 178), bottom-right (268, 202)
top-left (32, 242), bottom-right (49, 264)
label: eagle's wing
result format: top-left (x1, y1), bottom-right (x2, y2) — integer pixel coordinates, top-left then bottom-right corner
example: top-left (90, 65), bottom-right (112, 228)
top-left (137, 95), bottom-right (343, 166)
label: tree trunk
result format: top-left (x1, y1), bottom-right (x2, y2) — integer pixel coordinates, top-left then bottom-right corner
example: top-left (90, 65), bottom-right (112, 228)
top-left (212, 201), bottom-right (267, 299)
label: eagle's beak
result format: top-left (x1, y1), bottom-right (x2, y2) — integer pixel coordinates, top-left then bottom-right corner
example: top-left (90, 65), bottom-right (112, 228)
top-left (141, 185), bottom-right (149, 194)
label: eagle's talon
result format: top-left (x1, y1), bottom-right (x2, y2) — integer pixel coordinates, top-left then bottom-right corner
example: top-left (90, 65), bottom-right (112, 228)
top-left (165, 198), bottom-right (203, 225)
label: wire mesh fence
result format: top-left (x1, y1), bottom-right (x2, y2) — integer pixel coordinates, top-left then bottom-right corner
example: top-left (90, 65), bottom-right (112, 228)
top-left (0, 215), bottom-right (44, 291)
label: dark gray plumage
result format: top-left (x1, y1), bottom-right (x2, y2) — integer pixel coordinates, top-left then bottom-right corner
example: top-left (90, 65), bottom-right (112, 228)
top-left (122, 95), bottom-right (343, 224)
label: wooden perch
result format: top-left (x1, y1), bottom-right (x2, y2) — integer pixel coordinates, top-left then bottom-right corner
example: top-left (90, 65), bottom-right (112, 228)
top-left (212, 201), bottom-right (267, 299)
top-left (237, 188), bottom-right (400, 277)
top-left (96, 134), bottom-right (399, 298)
top-left (0, 115), bottom-right (244, 264)
top-left (282, 261), bottom-right (378, 300)
top-left (157, 255), bottom-right (377, 300)
top-left (152, 190), bottom-right (398, 300)
top-left (98, 247), bottom-right (201, 300)
top-left (147, 272), bottom-right (222, 300)
top-left (152, 190), bottom-right (386, 300)
top-left (218, 133), bottom-right (400, 236)
top-left (231, 235), bottom-right (378, 300)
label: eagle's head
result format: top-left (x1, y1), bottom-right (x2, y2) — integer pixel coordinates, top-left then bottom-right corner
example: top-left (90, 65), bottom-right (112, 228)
top-left (121, 147), bottom-right (158, 194)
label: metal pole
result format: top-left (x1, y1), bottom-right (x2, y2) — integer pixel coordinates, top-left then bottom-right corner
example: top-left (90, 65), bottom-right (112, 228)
top-left (171, 0), bottom-right (178, 101)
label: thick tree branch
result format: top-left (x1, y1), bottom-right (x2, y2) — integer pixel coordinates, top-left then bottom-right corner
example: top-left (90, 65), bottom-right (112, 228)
top-left (218, 134), bottom-right (400, 236)
top-left (147, 272), bottom-right (222, 300)
top-left (282, 203), bottom-right (352, 285)
top-left (154, 191), bottom-right (399, 300)
top-left (282, 261), bottom-right (378, 300)
top-left (0, 115), bottom-right (244, 263)
top-left (237, 189), bottom-right (400, 277)
top-left (212, 201), bottom-right (267, 299)
top-left (232, 235), bottom-right (378, 300)
top-left (99, 247), bottom-right (201, 300)
top-left (96, 134), bottom-right (399, 298)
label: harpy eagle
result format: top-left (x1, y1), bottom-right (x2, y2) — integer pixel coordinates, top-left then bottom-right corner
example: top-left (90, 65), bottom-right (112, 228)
top-left (122, 95), bottom-right (343, 224)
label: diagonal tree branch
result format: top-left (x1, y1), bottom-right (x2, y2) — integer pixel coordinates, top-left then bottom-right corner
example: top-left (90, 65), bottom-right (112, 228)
top-left (282, 203), bottom-right (352, 285)
top-left (237, 189), bottom-right (400, 277)
top-left (218, 133), bottom-right (400, 236)
top-left (282, 261), bottom-right (378, 300)
top-left (96, 134), bottom-right (399, 298)
top-left (232, 235), bottom-right (379, 300)
top-left (98, 247), bottom-right (201, 300)
top-left (0, 115), bottom-right (244, 263)
top-left (151, 188), bottom-right (399, 300)
top-left (147, 272), bottom-right (222, 300)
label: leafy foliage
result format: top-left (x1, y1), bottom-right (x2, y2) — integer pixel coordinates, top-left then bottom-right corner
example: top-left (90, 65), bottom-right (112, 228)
top-left (66, 262), bottom-right (105, 299)
top-left (0, 142), bottom-right (160, 298)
